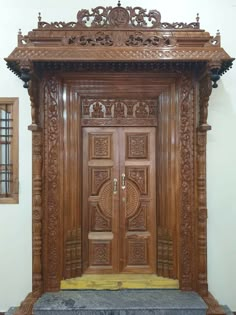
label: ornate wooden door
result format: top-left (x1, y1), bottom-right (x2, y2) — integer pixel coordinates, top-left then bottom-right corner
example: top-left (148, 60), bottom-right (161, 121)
top-left (83, 127), bottom-right (156, 274)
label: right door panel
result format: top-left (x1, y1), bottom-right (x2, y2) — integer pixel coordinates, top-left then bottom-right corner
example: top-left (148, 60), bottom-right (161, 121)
top-left (119, 127), bottom-right (156, 273)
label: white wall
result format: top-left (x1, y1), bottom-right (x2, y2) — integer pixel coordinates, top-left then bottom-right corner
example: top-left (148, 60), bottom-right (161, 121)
top-left (0, 0), bottom-right (235, 312)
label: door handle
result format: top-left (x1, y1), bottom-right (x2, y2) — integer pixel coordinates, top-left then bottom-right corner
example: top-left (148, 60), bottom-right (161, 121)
top-left (121, 173), bottom-right (126, 190)
top-left (113, 178), bottom-right (118, 194)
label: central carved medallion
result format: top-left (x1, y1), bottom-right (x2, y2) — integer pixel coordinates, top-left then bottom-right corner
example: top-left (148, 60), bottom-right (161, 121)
top-left (108, 7), bottom-right (130, 26)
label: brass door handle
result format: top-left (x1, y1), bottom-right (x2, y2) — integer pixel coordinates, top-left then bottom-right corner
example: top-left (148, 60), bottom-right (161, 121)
top-left (121, 173), bottom-right (126, 190)
top-left (113, 178), bottom-right (118, 194)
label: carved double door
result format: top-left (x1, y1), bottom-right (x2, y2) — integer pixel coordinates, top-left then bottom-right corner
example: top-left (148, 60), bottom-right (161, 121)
top-left (83, 127), bottom-right (156, 274)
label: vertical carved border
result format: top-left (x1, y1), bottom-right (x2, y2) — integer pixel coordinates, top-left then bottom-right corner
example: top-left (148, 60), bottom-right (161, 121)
top-left (197, 74), bottom-right (212, 296)
top-left (43, 76), bottom-right (61, 291)
top-left (31, 130), bottom-right (43, 293)
top-left (179, 73), bottom-right (195, 290)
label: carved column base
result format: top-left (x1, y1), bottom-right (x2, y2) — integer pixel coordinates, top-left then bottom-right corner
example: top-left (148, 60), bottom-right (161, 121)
top-left (203, 292), bottom-right (226, 315)
top-left (14, 292), bottom-right (41, 315)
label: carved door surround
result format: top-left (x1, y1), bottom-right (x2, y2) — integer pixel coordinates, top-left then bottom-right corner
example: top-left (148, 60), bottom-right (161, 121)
top-left (5, 4), bottom-right (234, 315)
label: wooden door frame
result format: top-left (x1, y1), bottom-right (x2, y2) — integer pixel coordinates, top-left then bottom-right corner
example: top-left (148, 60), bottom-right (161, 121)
top-left (5, 4), bottom-right (233, 315)
top-left (38, 71), bottom-right (196, 289)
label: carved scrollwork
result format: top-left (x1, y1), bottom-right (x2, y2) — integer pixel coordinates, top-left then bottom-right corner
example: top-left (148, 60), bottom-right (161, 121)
top-left (161, 21), bottom-right (199, 29)
top-left (127, 7), bottom-right (161, 28)
top-left (180, 73), bottom-right (195, 290)
top-left (37, 6), bottom-right (199, 30)
top-left (125, 33), bottom-right (176, 47)
top-left (43, 76), bottom-right (60, 290)
top-left (64, 32), bottom-right (113, 46)
top-left (77, 7), bottom-right (111, 27)
top-left (62, 31), bottom-right (176, 47)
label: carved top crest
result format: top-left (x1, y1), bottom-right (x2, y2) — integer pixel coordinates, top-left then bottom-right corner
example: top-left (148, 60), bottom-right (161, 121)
top-left (38, 5), bottom-right (199, 30)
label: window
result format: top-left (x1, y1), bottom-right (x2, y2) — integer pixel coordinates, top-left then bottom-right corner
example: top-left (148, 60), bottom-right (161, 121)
top-left (0, 98), bottom-right (18, 203)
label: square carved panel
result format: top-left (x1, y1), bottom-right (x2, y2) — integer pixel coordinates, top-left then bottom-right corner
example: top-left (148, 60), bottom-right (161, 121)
top-left (89, 134), bottom-right (112, 159)
top-left (90, 240), bottom-right (112, 266)
top-left (127, 239), bottom-right (148, 265)
top-left (126, 133), bottom-right (149, 159)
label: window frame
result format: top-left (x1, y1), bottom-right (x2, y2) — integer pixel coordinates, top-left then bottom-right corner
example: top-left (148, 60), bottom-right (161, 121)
top-left (0, 97), bottom-right (19, 204)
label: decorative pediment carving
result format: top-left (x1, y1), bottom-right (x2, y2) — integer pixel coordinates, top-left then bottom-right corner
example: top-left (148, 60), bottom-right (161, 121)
top-left (5, 4), bottom-right (234, 89)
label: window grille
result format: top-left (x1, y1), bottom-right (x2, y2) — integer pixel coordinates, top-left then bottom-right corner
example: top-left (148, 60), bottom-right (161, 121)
top-left (0, 98), bottom-right (18, 203)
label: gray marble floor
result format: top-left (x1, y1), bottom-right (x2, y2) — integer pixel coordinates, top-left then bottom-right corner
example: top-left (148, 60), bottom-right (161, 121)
top-left (33, 290), bottom-right (207, 315)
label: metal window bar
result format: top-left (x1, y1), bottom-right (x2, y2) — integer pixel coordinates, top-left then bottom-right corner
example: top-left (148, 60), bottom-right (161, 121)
top-left (0, 105), bottom-right (13, 197)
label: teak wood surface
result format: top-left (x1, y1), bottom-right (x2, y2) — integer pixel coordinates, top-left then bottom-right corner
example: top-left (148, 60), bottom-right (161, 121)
top-left (5, 4), bottom-right (234, 315)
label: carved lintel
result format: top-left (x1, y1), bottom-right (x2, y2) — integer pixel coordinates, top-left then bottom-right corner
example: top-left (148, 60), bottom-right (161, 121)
top-left (19, 59), bottom-right (32, 88)
top-left (203, 292), bottom-right (226, 315)
top-left (14, 292), bottom-right (40, 315)
top-left (199, 74), bottom-right (212, 130)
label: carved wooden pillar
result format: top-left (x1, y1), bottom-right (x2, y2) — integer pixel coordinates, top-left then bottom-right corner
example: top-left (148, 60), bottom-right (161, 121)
top-left (31, 129), bottom-right (43, 294)
top-left (14, 77), bottom-right (43, 315)
top-left (197, 73), bottom-right (226, 314)
top-left (197, 73), bottom-right (212, 296)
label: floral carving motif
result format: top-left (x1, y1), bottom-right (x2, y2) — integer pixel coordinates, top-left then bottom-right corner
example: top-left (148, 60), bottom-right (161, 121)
top-left (128, 240), bottom-right (147, 265)
top-left (94, 137), bottom-right (109, 157)
top-left (44, 76), bottom-right (60, 290)
top-left (197, 130), bottom-right (208, 295)
top-left (91, 242), bottom-right (111, 265)
top-left (180, 73), bottom-right (194, 290)
top-left (127, 134), bottom-right (148, 159)
top-left (36, 6), bottom-right (200, 30)
top-left (128, 168), bottom-right (147, 194)
top-left (65, 32), bottom-right (113, 46)
top-left (32, 131), bottom-right (43, 294)
top-left (125, 34), bottom-right (176, 47)
top-left (91, 168), bottom-right (111, 195)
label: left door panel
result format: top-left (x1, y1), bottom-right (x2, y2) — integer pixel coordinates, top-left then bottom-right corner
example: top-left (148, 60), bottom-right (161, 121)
top-left (82, 127), bottom-right (119, 273)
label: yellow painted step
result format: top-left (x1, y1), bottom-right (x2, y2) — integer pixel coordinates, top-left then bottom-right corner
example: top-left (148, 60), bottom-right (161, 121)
top-left (61, 274), bottom-right (179, 290)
